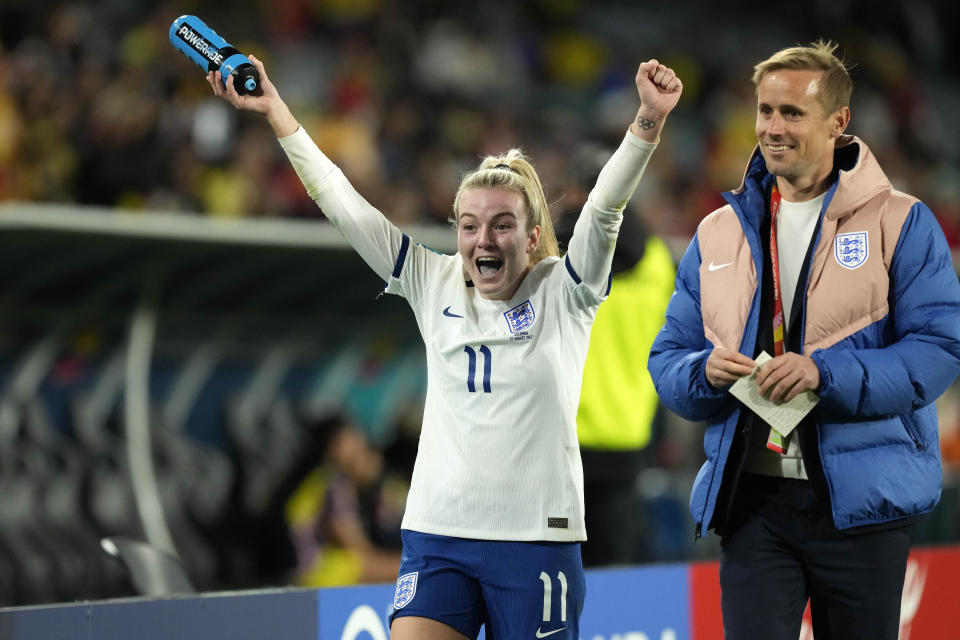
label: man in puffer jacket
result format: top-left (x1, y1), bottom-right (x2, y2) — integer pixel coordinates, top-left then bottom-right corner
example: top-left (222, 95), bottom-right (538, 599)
top-left (649, 40), bottom-right (960, 640)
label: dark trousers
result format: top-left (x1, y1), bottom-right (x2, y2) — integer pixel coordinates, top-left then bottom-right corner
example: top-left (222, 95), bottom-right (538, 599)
top-left (719, 473), bottom-right (911, 640)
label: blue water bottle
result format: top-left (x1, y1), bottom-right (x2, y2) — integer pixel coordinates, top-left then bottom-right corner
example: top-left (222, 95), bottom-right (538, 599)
top-left (169, 15), bottom-right (260, 94)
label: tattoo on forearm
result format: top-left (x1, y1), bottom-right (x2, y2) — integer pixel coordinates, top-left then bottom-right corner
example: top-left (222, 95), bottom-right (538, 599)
top-left (637, 115), bottom-right (656, 130)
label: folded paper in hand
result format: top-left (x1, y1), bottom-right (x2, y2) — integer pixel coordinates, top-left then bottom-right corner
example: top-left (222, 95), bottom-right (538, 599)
top-left (728, 351), bottom-right (819, 437)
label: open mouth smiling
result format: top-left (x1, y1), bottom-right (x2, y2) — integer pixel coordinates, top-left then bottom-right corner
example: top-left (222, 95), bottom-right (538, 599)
top-left (476, 256), bottom-right (503, 277)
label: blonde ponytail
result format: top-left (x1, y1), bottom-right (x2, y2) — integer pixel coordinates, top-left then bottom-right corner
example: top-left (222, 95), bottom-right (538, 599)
top-left (452, 149), bottom-right (560, 265)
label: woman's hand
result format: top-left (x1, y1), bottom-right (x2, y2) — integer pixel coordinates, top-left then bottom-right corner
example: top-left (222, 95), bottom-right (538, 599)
top-left (206, 54), bottom-right (299, 138)
top-left (630, 59), bottom-right (683, 142)
top-left (635, 59), bottom-right (683, 117)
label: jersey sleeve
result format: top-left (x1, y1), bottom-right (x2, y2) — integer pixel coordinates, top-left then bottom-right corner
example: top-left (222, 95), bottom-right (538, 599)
top-left (278, 126), bottom-right (406, 282)
top-left (565, 130), bottom-right (657, 299)
top-left (382, 238), bottom-right (455, 307)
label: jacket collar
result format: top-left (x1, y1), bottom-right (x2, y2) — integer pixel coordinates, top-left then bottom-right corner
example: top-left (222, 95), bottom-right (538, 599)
top-left (728, 135), bottom-right (892, 223)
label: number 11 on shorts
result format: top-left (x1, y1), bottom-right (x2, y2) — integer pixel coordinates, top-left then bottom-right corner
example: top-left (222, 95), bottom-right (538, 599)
top-left (539, 571), bottom-right (567, 623)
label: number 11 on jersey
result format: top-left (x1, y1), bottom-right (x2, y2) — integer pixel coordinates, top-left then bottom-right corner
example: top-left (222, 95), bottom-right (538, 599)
top-left (463, 345), bottom-right (492, 393)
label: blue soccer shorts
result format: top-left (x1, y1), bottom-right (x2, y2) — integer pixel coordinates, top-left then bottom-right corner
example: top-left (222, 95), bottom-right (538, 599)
top-left (389, 530), bottom-right (586, 639)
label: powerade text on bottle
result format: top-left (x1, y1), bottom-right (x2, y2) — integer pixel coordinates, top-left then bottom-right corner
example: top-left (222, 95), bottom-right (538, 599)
top-left (169, 15), bottom-right (259, 94)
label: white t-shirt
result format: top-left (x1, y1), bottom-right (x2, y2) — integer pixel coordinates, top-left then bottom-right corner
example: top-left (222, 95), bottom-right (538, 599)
top-left (777, 193), bottom-right (826, 334)
top-left (279, 126), bottom-right (656, 541)
top-left (743, 191), bottom-right (825, 480)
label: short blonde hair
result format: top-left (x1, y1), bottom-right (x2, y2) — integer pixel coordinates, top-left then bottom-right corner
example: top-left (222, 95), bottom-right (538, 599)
top-left (752, 39), bottom-right (852, 115)
top-left (452, 149), bottom-right (560, 266)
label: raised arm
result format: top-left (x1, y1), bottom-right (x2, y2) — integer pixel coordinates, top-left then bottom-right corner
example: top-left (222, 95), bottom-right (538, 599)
top-left (566, 60), bottom-right (682, 295)
top-left (629, 59), bottom-right (683, 144)
top-left (207, 56), bottom-right (405, 282)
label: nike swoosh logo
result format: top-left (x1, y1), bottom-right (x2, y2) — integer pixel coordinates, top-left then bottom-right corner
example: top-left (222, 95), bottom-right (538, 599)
top-left (708, 261), bottom-right (733, 272)
top-left (442, 306), bottom-right (464, 318)
top-left (536, 628), bottom-right (566, 638)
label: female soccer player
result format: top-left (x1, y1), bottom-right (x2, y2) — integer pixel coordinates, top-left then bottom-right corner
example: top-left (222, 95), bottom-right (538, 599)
top-left (207, 55), bottom-right (680, 640)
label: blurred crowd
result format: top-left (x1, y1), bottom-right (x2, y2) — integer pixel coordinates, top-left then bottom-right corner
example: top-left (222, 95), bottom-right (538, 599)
top-left (1, 0), bottom-right (958, 246)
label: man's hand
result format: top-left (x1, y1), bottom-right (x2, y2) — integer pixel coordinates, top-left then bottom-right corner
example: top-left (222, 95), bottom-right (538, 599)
top-left (755, 353), bottom-right (820, 403)
top-left (630, 59), bottom-right (682, 143)
top-left (705, 347), bottom-right (756, 389)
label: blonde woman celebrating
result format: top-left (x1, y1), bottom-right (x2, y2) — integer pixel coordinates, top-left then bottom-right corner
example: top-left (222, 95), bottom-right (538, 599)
top-left (207, 55), bottom-right (681, 639)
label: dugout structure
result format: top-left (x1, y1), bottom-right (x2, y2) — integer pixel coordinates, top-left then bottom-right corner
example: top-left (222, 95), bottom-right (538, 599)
top-left (0, 202), bottom-right (450, 605)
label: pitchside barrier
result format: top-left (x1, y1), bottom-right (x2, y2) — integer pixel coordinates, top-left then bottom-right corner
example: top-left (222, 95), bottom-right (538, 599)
top-left (0, 545), bottom-right (956, 640)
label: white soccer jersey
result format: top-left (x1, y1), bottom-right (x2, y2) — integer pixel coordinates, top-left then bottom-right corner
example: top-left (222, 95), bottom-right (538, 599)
top-left (280, 126), bottom-right (655, 542)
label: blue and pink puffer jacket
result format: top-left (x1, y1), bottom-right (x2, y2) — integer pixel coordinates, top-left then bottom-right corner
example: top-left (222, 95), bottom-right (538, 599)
top-left (649, 135), bottom-right (960, 536)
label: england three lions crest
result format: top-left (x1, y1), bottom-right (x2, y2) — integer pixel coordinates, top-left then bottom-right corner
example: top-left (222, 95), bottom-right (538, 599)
top-left (835, 231), bottom-right (869, 270)
top-left (504, 300), bottom-right (535, 333)
top-left (394, 572), bottom-right (418, 609)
